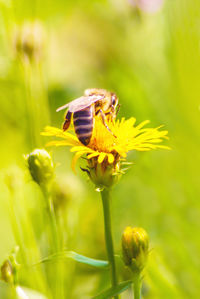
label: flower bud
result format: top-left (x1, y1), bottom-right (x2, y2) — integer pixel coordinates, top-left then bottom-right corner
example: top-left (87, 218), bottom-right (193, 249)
top-left (1, 247), bottom-right (20, 285)
top-left (85, 157), bottom-right (121, 190)
top-left (26, 149), bottom-right (54, 186)
top-left (1, 260), bottom-right (14, 284)
top-left (13, 21), bottom-right (44, 63)
top-left (122, 227), bottom-right (149, 273)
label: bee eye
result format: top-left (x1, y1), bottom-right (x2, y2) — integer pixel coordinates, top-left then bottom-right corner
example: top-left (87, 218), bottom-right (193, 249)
top-left (112, 96), bottom-right (117, 106)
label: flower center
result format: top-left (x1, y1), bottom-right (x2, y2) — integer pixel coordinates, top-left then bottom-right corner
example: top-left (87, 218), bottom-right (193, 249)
top-left (88, 117), bottom-right (116, 153)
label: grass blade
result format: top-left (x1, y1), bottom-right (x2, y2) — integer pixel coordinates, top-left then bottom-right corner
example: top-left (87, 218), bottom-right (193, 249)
top-left (92, 280), bottom-right (132, 299)
top-left (36, 251), bottom-right (109, 269)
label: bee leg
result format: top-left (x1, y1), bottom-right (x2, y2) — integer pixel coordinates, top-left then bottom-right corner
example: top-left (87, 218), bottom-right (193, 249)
top-left (116, 103), bottom-right (121, 116)
top-left (63, 111), bottom-right (72, 131)
top-left (99, 109), bottom-right (116, 137)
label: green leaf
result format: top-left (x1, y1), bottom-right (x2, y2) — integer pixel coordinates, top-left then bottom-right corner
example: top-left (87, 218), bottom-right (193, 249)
top-left (36, 251), bottom-right (109, 269)
top-left (92, 280), bottom-right (132, 299)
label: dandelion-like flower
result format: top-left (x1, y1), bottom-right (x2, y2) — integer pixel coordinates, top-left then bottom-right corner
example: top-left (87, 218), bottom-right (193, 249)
top-left (42, 115), bottom-right (169, 188)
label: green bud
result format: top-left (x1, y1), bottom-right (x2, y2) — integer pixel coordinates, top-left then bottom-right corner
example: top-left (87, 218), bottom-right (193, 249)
top-left (1, 260), bottom-right (14, 284)
top-left (85, 157), bottom-right (121, 190)
top-left (13, 21), bottom-right (44, 62)
top-left (1, 247), bottom-right (20, 285)
top-left (122, 227), bottom-right (149, 273)
top-left (26, 149), bottom-right (54, 186)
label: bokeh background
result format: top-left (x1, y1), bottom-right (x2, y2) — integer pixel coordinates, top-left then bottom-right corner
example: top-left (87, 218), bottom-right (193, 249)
top-left (0, 0), bottom-right (200, 298)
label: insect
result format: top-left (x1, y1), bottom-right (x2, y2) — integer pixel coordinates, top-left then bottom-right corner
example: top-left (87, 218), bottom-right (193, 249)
top-left (56, 88), bottom-right (120, 146)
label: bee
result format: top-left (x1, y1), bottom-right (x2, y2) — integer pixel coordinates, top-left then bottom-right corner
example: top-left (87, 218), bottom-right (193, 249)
top-left (56, 88), bottom-right (120, 146)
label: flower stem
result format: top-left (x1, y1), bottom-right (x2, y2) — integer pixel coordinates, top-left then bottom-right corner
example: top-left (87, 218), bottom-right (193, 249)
top-left (133, 274), bottom-right (141, 299)
top-left (100, 188), bottom-right (118, 299)
top-left (41, 185), bottom-right (59, 252)
top-left (41, 184), bottom-right (64, 299)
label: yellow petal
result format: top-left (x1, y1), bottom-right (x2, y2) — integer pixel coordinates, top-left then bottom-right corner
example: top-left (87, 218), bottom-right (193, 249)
top-left (41, 126), bottom-right (63, 136)
top-left (134, 148), bottom-right (151, 151)
top-left (135, 120), bottom-right (150, 130)
top-left (125, 117), bottom-right (136, 127)
top-left (70, 146), bottom-right (88, 152)
top-left (98, 152), bottom-right (106, 163)
top-left (42, 126), bottom-right (79, 142)
top-left (156, 145), bottom-right (171, 150)
top-left (107, 154), bottom-right (114, 164)
top-left (71, 151), bottom-right (86, 173)
top-left (87, 152), bottom-right (100, 159)
top-left (46, 140), bottom-right (78, 147)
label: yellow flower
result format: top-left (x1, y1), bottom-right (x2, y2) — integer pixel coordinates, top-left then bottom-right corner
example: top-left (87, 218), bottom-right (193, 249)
top-left (41, 116), bottom-right (169, 189)
top-left (42, 116), bottom-right (169, 170)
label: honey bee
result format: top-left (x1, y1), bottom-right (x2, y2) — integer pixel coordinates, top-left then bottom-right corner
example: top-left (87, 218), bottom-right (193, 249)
top-left (56, 88), bottom-right (119, 146)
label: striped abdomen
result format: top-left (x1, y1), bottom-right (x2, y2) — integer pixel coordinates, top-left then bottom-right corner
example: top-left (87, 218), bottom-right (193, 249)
top-left (63, 111), bottom-right (72, 131)
top-left (73, 106), bottom-right (94, 145)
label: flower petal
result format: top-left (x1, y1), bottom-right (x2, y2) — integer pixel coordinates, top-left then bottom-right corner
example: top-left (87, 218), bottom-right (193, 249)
top-left (98, 152), bottom-right (106, 163)
top-left (107, 153), bottom-right (114, 164)
top-left (135, 120), bottom-right (150, 129)
top-left (46, 140), bottom-right (77, 147)
top-left (42, 126), bottom-right (80, 143)
top-left (70, 146), bottom-right (93, 153)
top-left (87, 152), bottom-right (100, 159)
top-left (71, 151), bottom-right (86, 173)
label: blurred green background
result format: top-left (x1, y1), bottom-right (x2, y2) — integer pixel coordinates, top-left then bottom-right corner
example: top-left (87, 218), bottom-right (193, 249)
top-left (0, 0), bottom-right (200, 298)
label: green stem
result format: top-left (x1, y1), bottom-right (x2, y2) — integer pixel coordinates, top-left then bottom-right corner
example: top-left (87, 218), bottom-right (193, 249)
top-left (41, 184), bottom-right (64, 299)
top-left (133, 275), bottom-right (141, 299)
top-left (100, 188), bottom-right (118, 299)
top-left (41, 185), bottom-right (59, 252)
top-left (24, 63), bottom-right (41, 148)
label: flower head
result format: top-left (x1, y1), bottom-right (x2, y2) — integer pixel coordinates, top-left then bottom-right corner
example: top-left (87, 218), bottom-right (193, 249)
top-left (42, 116), bottom-right (169, 188)
top-left (122, 226), bottom-right (149, 273)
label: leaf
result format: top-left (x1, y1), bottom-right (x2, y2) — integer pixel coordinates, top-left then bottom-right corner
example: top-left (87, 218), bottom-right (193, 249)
top-left (37, 251), bottom-right (109, 269)
top-left (92, 280), bottom-right (132, 299)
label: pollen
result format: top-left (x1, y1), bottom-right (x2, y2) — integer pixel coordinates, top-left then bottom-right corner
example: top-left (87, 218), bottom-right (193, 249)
top-left (88, 117), bottom-right (116, 153)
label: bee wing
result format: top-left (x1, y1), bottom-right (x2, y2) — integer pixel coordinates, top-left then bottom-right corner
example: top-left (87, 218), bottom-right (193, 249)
top-left (56, 103), bottom-right (70, 112)
top-left (57, 95), bottom-right (103, 113)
